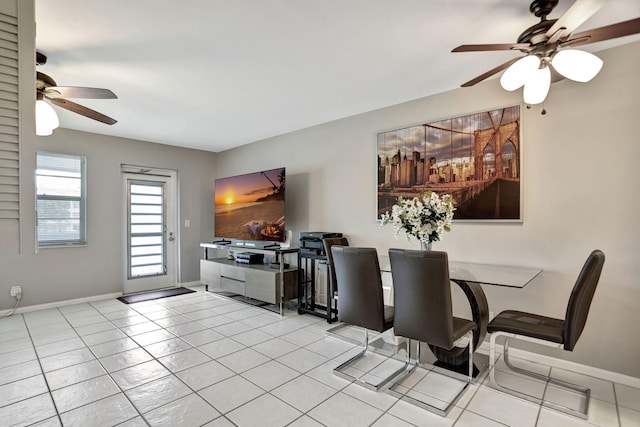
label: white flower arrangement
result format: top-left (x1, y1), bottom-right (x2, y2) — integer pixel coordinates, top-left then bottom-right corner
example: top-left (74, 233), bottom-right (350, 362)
top-left (381, 191), bottom-right (455, 245)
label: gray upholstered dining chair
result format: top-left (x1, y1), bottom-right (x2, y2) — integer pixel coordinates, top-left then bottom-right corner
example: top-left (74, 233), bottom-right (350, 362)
top-left (330, 246), bottom-right (405, 391)
top-left (323, 237), bottom-right (349, 312)
top-left (486, 249), bottom-right (605, 419)
top-left (322, 237), bottom-right (353, 341)
top-left (388, 248), bottom-right (477, 416)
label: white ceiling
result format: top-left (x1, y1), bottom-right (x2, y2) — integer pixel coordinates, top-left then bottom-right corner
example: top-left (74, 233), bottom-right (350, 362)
top-left (35, 0), bottom-right (640, 152)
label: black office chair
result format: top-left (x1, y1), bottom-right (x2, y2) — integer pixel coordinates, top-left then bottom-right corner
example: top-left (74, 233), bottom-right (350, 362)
top-left (331, 246), bottom-right (405, 391)
top-left (388, 248), bottom-right (477, 416)
top-left (487, 249), bottom-right (605, 419)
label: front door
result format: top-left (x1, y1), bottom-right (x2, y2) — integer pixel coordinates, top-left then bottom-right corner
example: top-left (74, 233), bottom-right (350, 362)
top-left (122, 170), bottom-right (177, 294)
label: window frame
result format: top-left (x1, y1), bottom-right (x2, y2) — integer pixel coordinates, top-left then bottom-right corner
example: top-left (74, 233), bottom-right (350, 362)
top-left (35, 151), bottom-right (87, 248)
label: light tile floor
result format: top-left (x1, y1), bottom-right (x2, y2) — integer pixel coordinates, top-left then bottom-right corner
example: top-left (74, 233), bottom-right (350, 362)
top-left (1, 286), bottom-right (638, 427)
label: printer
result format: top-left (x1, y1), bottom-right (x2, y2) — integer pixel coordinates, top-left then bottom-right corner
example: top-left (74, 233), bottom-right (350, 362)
top-left (299, 232), bottom-right (343, 257)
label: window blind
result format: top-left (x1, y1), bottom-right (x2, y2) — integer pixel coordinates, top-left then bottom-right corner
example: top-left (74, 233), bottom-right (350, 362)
top-left (0, 10), bottom-right (19, 220)
top-left (36, 152), bottom-right (87, 246)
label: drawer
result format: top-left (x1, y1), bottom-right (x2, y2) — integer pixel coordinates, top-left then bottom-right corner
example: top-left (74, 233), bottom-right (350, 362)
top-left (245, 269), bottom-right (275, 304)
top-left (245, 269), bottom-right (298, 304)
top-left (220, 264), bottom-right (245, 281)
top-left (220, 276), bottom-right (245, 295)
top-left (200, 260), bottom-right (221, 287)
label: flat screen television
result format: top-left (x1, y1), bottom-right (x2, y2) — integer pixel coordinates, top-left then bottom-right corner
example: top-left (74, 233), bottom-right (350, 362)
top-left (214, 167), bottom-right (286, 243)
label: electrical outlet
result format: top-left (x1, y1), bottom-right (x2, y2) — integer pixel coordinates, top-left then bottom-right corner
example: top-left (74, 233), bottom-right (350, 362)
top-left (10, 286), bottom-right (21, 297)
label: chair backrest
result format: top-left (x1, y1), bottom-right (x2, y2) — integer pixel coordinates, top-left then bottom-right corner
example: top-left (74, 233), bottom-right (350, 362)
top-left (323, 237), bottom-right (349, 295)
top-left (389, 248), bottom-right (456, 349)
top-left (331, 246), bottom-right (387, 332)
top-left (563, 249), bottom-right (605, 351)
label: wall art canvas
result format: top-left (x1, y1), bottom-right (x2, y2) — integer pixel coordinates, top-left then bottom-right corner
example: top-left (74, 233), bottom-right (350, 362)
top-left (377, 105), bottom-right (522, 221)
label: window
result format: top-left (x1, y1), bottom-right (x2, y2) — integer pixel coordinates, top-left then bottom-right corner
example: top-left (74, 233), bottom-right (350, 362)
top-left (36, 152), bottom-right (87, 246)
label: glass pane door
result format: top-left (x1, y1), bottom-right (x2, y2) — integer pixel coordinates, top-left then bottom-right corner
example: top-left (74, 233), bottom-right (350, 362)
top-left (128, 180), bottom-right (166, 279)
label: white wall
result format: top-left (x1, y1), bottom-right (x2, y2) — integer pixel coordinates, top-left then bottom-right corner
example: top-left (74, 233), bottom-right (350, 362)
top-left (1, 0), bottom-right (216, 311)
top-left (216, 41), bottom-right (640, 377)
top-left (5, 0), bottom-right (638, 376)
top-left (0, 129), bottom-right (216, 309)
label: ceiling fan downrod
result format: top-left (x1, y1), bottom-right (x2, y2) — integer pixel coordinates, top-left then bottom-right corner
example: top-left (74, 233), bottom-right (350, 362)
top-left (518, 0), bottom-right (560, 45)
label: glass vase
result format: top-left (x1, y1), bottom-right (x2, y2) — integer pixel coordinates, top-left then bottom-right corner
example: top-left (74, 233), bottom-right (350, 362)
top-left (421, 241), bottom-right (432, 251)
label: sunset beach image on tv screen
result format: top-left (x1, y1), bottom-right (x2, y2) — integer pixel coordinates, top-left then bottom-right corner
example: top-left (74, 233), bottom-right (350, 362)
top-left (214, 167), bottom-right (285, 242)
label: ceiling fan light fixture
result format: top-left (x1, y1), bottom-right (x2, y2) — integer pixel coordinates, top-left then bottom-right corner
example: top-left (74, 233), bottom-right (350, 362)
top-left (36, 99), bottom-right (60, 136)
top-left (500, 55), bottom-right (540, 91)
top-left (523, 65), bottom-right (551, 105)
top-left (551, 49), bottom-right (603, 82)
top-left (452, 2), bottom-right (640, 111)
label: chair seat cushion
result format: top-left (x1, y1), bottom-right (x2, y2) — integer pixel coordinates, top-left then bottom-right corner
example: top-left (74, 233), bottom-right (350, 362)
top-left (452, 316), bottom-right (476, 342)
top-left (487, 310), bottom-right (564, 344)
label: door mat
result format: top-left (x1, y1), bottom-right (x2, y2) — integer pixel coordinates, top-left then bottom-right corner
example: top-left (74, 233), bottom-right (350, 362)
top-left (117, 287), bottom-right (196, 304)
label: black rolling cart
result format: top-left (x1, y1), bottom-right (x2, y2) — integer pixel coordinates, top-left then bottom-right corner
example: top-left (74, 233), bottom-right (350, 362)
top-left (297, 232), bottom-right (341, 323)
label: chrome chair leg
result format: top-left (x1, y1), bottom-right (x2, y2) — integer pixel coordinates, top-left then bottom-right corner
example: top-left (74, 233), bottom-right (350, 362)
top-left (489, 332), bottom-right (591, 419)
top-left (388, 333), bottom-right (474, 417)
top-left (332, 328), bottom-right (406, 391)
top-left (382, 338), bottom-right (418, 388)
top-left (468, 333), bottom-right (474, 383)
top-left (326, 322), bottom-right (362, 345)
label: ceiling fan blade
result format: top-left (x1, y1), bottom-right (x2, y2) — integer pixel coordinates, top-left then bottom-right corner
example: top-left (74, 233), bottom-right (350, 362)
top-left (452, 43), bottom-right (523, 53)
top-left (545, 0), bottom-right (608, 39)
top-left (461, 57), bottom-right (521, 87)
top-left (44, 86), bottom-right (117, 99)
top-left (565, 17), bottom-right (640, 47)
top-left (49, 97), bottom-right (117, 125)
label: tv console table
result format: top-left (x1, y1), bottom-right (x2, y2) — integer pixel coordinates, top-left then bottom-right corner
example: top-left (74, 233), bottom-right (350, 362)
top-left (200, 242), bottom-right (299, 316)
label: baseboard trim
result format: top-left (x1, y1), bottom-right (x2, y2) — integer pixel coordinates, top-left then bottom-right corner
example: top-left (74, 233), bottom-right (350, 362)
top-left (180, 281), bottom-right (204, 288)
top-left (1, 283), bottom-right (203, 316)
top-left (1, 292), bottom-right (123, 316)
top-left (478, 341), bottom-right (640, 389)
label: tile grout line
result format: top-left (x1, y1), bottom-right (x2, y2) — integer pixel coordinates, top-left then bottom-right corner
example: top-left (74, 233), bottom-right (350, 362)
top-left (168, 292), bottom-right (361, 424)
top-left (188, 306), bottom-right (336, 422)
top-left (90, 298), bottom-right (227, 424)
top-left (98, 293), bottom-right (290, 424)
top-left (57, 303), bottom-right (146, 426)
top-left (12, 297), bottom-right (348, 425)
top-left (611, 382), bottom-right (622, 427)
top-left (6, 300), bottom-right (474, 427)
top-left (22, 309), bottom-right (65, 427)
top-left (33, 301), bottom-right (178, 424)
top-left (161, 293), bottom-right (323, 423)
top-left (72, 296), bottom-right (239, 423)
top-left (4, 291), bottom-right (633, 427)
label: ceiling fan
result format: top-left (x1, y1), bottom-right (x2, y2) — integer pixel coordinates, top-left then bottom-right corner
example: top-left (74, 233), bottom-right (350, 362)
top-left (452, 0), bottom-right (640, 104)
top-left (36, 51), bottom-right (118, 135)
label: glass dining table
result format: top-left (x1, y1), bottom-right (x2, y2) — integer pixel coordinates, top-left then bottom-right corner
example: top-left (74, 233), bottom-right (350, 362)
top-left (378, 255), bottom-right (542, 375)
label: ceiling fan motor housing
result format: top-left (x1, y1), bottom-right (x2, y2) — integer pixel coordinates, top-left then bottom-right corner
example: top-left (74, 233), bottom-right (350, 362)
top-left (529, 0), bottom-right (559, 18)
top-left (519, 0), bottom-right (562, 45)
top-left (36, 51), bottom-right (47, 66)
top-left (518, 19), bottom-right (559, 45)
